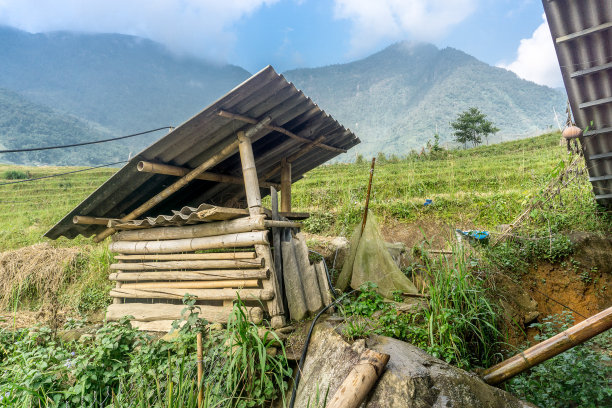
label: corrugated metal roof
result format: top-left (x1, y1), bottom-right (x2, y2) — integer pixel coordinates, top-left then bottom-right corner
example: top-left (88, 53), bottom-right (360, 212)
top-left (543, 0), bottom-right (612, 208)
top-left (45, 66), bottom-right (360, 240)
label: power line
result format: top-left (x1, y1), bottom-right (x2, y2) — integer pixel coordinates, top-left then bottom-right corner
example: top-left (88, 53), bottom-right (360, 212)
top-left (0, 126), bottom-right (173, 154)
top-left (0, 161), bottom-right (127, 186)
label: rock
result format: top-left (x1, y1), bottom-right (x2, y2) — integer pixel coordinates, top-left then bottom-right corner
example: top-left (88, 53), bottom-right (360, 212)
top-left (78, 334), bottom-right (94, 343)
top-left (293, 321), bottom-right (535, 408)
top-left (385, 242), bottom-right (407, 267)
top-left (57, 329), bottom-right (86, 342)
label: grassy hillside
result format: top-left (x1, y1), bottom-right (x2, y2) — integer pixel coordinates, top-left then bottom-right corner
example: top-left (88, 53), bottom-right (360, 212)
top-left (285, 42), bottom-right (566, 158)
top-left (0, 131), bottom-right (608, 253)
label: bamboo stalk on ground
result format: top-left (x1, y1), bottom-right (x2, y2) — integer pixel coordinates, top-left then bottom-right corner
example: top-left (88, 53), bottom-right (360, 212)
top-left (109, 287), bottom-right (274, 301)
top-left (109, 269), bottom-right (269, 282)
top-left (109, 231), bottom-right (269, 254)
top-left (197, 331), bottom-right (204, 408)
top-left (482, 305), bottom-right (612, 385)
top-left (113, 216), bottom-right (265, 242)
top-left (325, 349), bottom-right (390, 408)
top-left (109, 258), bottom-right (264, 271)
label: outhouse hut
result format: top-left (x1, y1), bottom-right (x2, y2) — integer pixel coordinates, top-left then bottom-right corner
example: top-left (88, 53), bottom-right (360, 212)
top-left (45, 66), bottom-right (360, 330)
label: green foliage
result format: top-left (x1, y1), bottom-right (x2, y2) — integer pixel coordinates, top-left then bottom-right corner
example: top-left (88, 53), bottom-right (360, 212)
top-left (2, 170), bottom-right (30, 179)
top-left (0, 298), bottom-right (292, 408)
top-left (507, 312), bottom-right (612, 408)
top-left (451, 107), bottom-right (499, 148)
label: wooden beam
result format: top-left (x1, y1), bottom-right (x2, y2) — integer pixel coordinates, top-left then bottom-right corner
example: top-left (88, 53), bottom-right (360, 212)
top-left (264, 220), bottom-right (302, 229)
top-left (93, 117), bottom-right (271, 242)
top-left (218, 110), bottom-right (346, 153)
top-left (73, 216), bottom-right (116, 225)
top-left (113, 252), bottom-right (257, 261)
top-left (106, 303), bottom-right (263, 324)
top-left (109, 287), bottom-right (274, 301)
top-left (238, 130), bottom-right (262, 216)
top-left (109, 268), bottom-right (269, 282)
top-left (109, 258), bottom-right (264, 271)
top-left (137, 161), bottom-right (280, 189)
top-left (120, 279), bottom-right (260, 290)
top-left (280, 158), bottom-right (291, 213)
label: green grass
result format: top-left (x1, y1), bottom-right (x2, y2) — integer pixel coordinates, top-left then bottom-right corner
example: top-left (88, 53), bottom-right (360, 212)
top-left (0, 131), bottom-right (608, 254)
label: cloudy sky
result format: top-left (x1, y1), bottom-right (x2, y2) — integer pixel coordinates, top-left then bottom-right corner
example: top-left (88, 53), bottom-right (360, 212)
top-left (0, 0), bottom-right (563, 87)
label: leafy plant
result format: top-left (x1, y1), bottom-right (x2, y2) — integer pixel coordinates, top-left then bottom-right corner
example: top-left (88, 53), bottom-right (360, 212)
top-left (2, 170), bottom-right (31, 180)
top-left (507, 312), bottom-right (612, 407)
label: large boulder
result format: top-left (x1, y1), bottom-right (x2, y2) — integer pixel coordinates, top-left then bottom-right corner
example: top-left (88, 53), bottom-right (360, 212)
top-left (293, 321), bottom-right (534, 408)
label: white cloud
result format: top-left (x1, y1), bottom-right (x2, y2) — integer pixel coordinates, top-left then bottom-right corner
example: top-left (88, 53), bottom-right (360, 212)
top-left (498, 14), bottom-right (563, 88)
top-left (0, 0), bottom-right (279, 61)
top-left (333, 0), bottom-right (478, 55)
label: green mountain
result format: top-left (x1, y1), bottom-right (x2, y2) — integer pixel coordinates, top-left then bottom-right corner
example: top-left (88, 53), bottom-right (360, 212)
top-left (0, 26), bottom-right (250, 135)
top-left (284, 42), bottom-right (566, 157)
top-left (0, 88), bottom-right (128, 165)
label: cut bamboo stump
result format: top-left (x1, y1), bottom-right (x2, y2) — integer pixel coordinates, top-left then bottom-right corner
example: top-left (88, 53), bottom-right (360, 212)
top-left (482, 305), bottom-right (612, 385)
top-left (325, 349), bottom-right (390, 408)
top-left (109, 258), bottom-right (263, 271)
top-left (109, 231), bottom-right (269, 254)
top-left (113, 216), bottom-right (265, 242)
top-left (106, 303), bottom-right (264, 324)
top-left (109, 287), bottom-right (274, 301)
top-left (109, 269), bottom-right (269, 282)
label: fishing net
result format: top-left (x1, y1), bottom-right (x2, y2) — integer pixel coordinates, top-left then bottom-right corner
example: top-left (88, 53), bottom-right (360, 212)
top-left (337, 212), bottom-right (418, 299)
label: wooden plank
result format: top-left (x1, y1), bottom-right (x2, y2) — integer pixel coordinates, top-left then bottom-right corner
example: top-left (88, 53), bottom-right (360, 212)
top-left (109, 258), bottom-right (264, 271)
top-left (109, 287), bottom-right (275, 301)
top-left (107, 302), bottom-right (264, 324)
top-left (556, 21), bottom-right (612, 43)
top-left (294, 232), bottom-right (323, 313)
top-left (114, 252), bottom-right (257, 261)
top-left (113, 216), bottom-right (264, 241)
top-left (120, 279), bottom-right (260, 289)
top-left (280, 158), bottom-right (292, 213)
top-left (279, 212), bottom-right (310, 220)
top-left (281, 230), bottom-right (307, 321)
top-left (109, 231), bottom-right (269, 254)
top-left (109, 268), bottom-right (269, 281)
top-left (270, 186), bottom-right (288, 318)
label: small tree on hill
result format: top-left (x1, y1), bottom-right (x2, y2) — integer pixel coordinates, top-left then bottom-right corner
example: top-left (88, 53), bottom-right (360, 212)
top-left (451, 107), bottom-right (499, 148)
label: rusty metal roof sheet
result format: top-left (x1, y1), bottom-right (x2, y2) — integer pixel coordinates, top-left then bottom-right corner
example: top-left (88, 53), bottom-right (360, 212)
top-left (543, 0), bottom-right (612, 208)
top-left (45, 66), bottom-right (360, 239)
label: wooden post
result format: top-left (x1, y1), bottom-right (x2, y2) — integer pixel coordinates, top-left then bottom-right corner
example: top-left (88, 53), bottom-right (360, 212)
top-left (325, 349), bottom-right (390, 408)
top-left (482, 305), bottom-right (612, 385)
top-left (361, 158), bottom-right (375, 234)
top-left (238, 130), bottom-right (262, 217)
top-left (197, 331), bottom-right (204, 408)
top-left (270, 186), bottom-right (288, 315)
top-left (280, 158), bottom-right (291, 213)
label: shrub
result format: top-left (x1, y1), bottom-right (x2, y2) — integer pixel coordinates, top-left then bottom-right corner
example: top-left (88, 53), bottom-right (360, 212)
top-left (2, 170), bottom-right (31, 180)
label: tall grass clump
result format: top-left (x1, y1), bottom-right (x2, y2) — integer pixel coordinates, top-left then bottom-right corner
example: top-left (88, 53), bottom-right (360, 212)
top-left (419, 245), bottom-right (501, 368)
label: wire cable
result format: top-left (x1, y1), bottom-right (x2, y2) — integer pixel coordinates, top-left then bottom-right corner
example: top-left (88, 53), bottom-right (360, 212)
top-left (0, 126), bottom-right (172, 154)
top-left (0, 161), bottom-right (127, 186)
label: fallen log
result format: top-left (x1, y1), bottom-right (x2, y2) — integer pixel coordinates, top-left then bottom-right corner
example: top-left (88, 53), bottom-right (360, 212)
top-left (325, 349), bottom-right (390, 408)
top-left (109, 231), bottom-right (269, 254)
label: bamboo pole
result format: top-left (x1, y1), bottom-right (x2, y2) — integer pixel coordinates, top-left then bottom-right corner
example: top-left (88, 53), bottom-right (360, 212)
top-left (325, 349), bottom-right (390, 408)
top-left (218, 110), bottom-right (346, 153)
top-left (482, 305), bottom-right (612, 385)
top-left (120, 279), bottom-right (260, 289)
top-left (264, 220), bottom-right (302, 229)
top-left (106, 303), bottom-right (264, 324)
top-left (109, 269), bottom-right (269, 282)
top-left (270, 187), bottom-right (288, 318)
top-left (108, 231), bottom-right (269, 254)
top-left (109, 258), bottom-right (264, 271)
top-left (361, 158), bottom-right (375, 234)
top-left (113, 216), bottom-right (265, 242)
top-left (280, 158), bottom-right (291, 213)
top-left (113, 252), bottom-right (257, 261)
top-left (238, 130), bottom-right (262, 215)
top-left (137, 161), bottom-right (280, 189)
top-left (197, 332), bottom-right (204, 408)
top-left (109, 287), bottom-right (275, 301)
top-left (93, 117), bottom-right (271, 242)
top-left (73, 216), bottom-right (115, 225)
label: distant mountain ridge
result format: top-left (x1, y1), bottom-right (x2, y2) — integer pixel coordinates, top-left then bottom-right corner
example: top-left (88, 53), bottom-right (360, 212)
top-left (284, 42), bottom-right (566, 157)
top-left (0, 28), bottom-right (566, 165)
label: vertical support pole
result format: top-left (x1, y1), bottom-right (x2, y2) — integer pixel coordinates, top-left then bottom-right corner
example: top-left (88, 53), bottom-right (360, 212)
top-left (113, 259), bottom-right (123, 304)
top-left (280, 158), bottom-right (292, 213)
top-left (238, 130), bottom-right (285, 327)
top-left (238, 131), bottom-right (262, 217)
top-left (197, 332), bottom-right (203, 408)
top-left (271, 187), bottom-right (288, 315)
